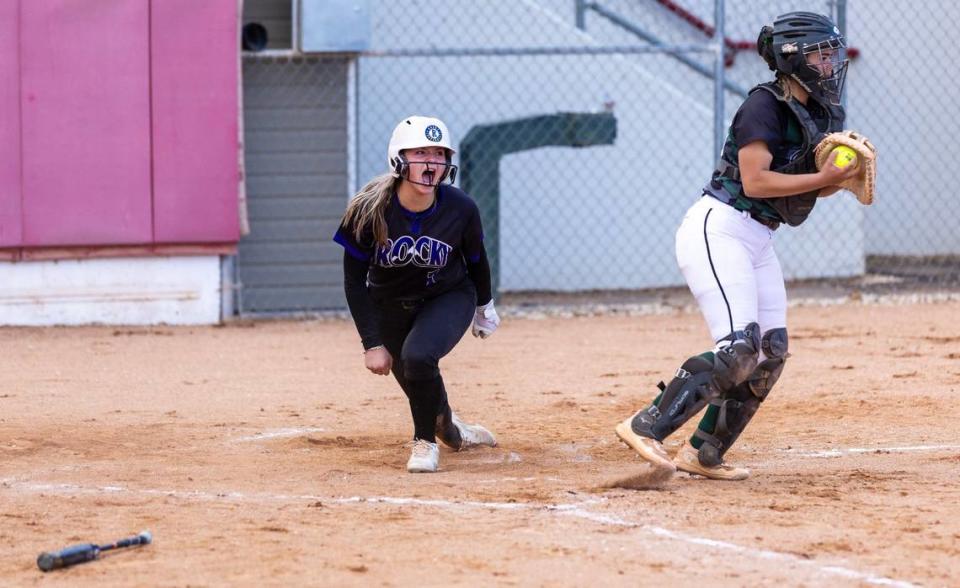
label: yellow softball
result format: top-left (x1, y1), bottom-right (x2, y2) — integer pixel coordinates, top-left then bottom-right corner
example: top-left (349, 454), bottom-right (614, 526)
top-left (831, 144), bottom-right (858, 169)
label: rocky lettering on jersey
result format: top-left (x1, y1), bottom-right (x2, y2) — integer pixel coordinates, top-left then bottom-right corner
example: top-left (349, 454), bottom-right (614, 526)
top-left (375, 236), bottom-right (453, 269)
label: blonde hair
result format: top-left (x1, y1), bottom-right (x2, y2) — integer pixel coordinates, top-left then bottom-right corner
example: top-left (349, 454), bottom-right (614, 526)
top-left (777, 75), bottom-right (796, 101)
top-left (342, 173), bottom-right (398, 247)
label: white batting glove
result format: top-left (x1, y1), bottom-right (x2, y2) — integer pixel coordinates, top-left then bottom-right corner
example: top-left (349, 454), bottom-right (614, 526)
top-left (471, 300), bottom-right (500, 339)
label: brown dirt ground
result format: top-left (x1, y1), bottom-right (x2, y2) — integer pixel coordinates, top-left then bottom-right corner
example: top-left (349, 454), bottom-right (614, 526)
top-left (2, 300), bottom-right (959, 587)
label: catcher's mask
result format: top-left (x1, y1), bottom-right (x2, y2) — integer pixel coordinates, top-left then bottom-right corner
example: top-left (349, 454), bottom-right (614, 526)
top-left (758, 12), bottom-right (848, 106)
top-left (387, 116), bottom-right (458, 186)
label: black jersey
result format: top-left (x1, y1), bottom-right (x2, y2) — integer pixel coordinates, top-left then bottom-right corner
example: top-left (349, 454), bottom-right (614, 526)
top-left (334, 184), bottom-right (485, 302)
top-left (706, 87), bottom-right (834, 222)
top-left (733, 88), bottom-right (831, 169)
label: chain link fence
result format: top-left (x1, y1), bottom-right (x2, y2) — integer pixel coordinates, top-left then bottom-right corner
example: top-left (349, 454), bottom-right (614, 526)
top-left (236, 0), bottom-right (960, 315)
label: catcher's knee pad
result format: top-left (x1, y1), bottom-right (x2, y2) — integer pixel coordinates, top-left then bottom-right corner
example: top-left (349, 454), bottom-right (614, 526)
top-left (760, 327), bottom-right (788, 359)
top-left (696, 328), bottom-right (788, 466)
top-left (748, 327), bottom-right (788, 397)
top-left (711, 323), bottom-right (761, 391)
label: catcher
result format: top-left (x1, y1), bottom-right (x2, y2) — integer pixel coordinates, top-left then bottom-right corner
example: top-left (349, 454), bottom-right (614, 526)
top-left (616, 12), bottom-right (876, 480)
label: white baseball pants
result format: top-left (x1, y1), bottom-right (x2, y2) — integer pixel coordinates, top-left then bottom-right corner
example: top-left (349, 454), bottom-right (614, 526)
top-left (675, 196), bottom-right (786, 357)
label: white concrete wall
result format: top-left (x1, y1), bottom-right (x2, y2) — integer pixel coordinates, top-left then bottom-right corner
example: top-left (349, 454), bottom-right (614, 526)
top-left (0, 256), bottom-right (222, 326)
top-left (356, 0), bottom-right (866, 291)
top-left (847, 0), bottom-right (960, 255)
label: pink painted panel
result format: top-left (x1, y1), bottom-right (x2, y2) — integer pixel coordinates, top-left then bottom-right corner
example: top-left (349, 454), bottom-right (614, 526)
top-left (152, 0), bottom-right (239, 243)
top-left (0, 1), bottom-right (22, 247)
top-left (20, 0), bottom-right (152, 246)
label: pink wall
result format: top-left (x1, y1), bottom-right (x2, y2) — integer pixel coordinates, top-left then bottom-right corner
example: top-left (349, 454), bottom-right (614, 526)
top-left (152, 0), bottom-right (239, 243)
top-left (21, 0), bottom-right (153, 246)
top-left (2, 0), bottom-right (239, 253)
top-left (0, 1), bottom-right (21, 247)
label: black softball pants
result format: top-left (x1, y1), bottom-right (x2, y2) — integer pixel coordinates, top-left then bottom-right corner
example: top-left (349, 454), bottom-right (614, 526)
top-left (375, 282), bottom-right (476, 442)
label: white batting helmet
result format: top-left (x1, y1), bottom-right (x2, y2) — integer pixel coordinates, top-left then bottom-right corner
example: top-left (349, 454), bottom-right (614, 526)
top-left (387, 116), bottom-right (456, 180)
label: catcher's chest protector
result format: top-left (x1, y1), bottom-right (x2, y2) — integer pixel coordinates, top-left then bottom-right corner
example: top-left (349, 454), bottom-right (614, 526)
top-left (757, 84), bottom-right (844, 170)
top-left (712, 83), bottom-right (846, 227)
top-left (755, 82), bottom-right (845, 226)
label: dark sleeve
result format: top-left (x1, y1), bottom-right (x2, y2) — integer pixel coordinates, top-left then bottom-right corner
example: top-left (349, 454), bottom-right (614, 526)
top-left (466, 247), bottom-right (492, 306)
top-left (461, 199), bottom-right (485, 263)
top-left (461, 198), bottom-right (492, 305)
top-left (732, 91), bottom-right (784, 156)
top-left (342, 251), bottom-right (382, 350)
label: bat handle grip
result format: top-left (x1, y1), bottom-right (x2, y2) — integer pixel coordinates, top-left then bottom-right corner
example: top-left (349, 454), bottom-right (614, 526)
top-left (37, 543), bottom-right (100, 572)
top-left (111, 530), bottom-right (153, 550)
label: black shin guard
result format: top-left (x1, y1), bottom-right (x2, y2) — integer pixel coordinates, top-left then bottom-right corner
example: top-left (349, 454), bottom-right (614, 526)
top-left (696, 328), bottom-right (788, 466)
top-left (644, 355), bottom-right (717, 441)
top-left (632, 323), bottom-right (760, 442)
top-left (694, 385), bottom-right (763, 467)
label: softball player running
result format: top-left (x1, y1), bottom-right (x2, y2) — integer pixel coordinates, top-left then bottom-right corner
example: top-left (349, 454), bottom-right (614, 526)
top-left (616, 13), bottom-right (860, 480)
top-left (335, 116), bottom-right (500, 473)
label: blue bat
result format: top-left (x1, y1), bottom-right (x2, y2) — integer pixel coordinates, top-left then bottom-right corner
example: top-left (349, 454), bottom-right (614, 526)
top-left (37, 530), bottom-right (152, 572)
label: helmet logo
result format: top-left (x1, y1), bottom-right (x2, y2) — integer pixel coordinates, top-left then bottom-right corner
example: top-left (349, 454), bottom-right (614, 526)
top-left (424, 125), bottom-right (443, 142)
top-left (781, 42), bottom-right (798, 54)
top-left (833, 26), bottom-right (840, 34)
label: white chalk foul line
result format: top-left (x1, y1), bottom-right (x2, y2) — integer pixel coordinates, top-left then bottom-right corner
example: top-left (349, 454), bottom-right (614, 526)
top-left (1, 478), bottom-right (916, 587)
top-left (474, 476), bottom-right (561, 484)
top-left (230, 427), bottom-right (325, 443)
top-left (560, 509), bottom-right (916, 588)
top-left (0, 478), bottom-right (595, 512)
top-left (781, 444), bottom-right (960, 459)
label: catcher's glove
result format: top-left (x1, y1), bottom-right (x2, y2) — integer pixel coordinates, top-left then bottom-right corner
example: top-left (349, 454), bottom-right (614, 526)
top-left (814, 130), bottom-right (877, 205)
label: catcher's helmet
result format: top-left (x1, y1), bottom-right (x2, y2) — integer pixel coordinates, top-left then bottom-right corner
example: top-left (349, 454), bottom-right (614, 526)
top-left (758, 12), bottom-right (848, 105)
top-left (387, 116), bottom-right (457, 185)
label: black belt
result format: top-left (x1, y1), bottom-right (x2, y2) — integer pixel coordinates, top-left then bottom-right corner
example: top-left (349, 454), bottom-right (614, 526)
top-left (749, 213), bottom-right (780, 231)
top-left (704, 191), bottom-right (781, 231)
top-left (388, 298), bottom-right (424, 311)
top-left (372, 297), bottom-right (424, 311)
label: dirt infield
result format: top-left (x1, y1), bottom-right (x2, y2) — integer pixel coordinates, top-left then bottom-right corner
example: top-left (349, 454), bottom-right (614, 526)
top-left (2, 299), bottom-right (959, 586)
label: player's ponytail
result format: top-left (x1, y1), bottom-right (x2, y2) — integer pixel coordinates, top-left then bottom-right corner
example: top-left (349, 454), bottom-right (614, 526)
top-left (777, 76), bottom-right (795, 101)
top-left (342, 173), bottom-right (397, 246)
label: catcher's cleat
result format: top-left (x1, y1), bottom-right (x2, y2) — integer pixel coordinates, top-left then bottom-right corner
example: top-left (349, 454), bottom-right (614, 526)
top-left (436, 411), bottom-right (497, 451)
top-left (673, 439), bottom-right (749, 481)
top-left (615, 413), bottom-right (676, 472)
top-left (406, 439), bottom-right (440, 473)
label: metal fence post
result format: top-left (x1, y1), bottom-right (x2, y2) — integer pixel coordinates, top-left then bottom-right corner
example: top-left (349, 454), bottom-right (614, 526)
top-left (713, 0), bottom-right (726, 159)
top-left (837, 0), bottom-right (848, 112)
